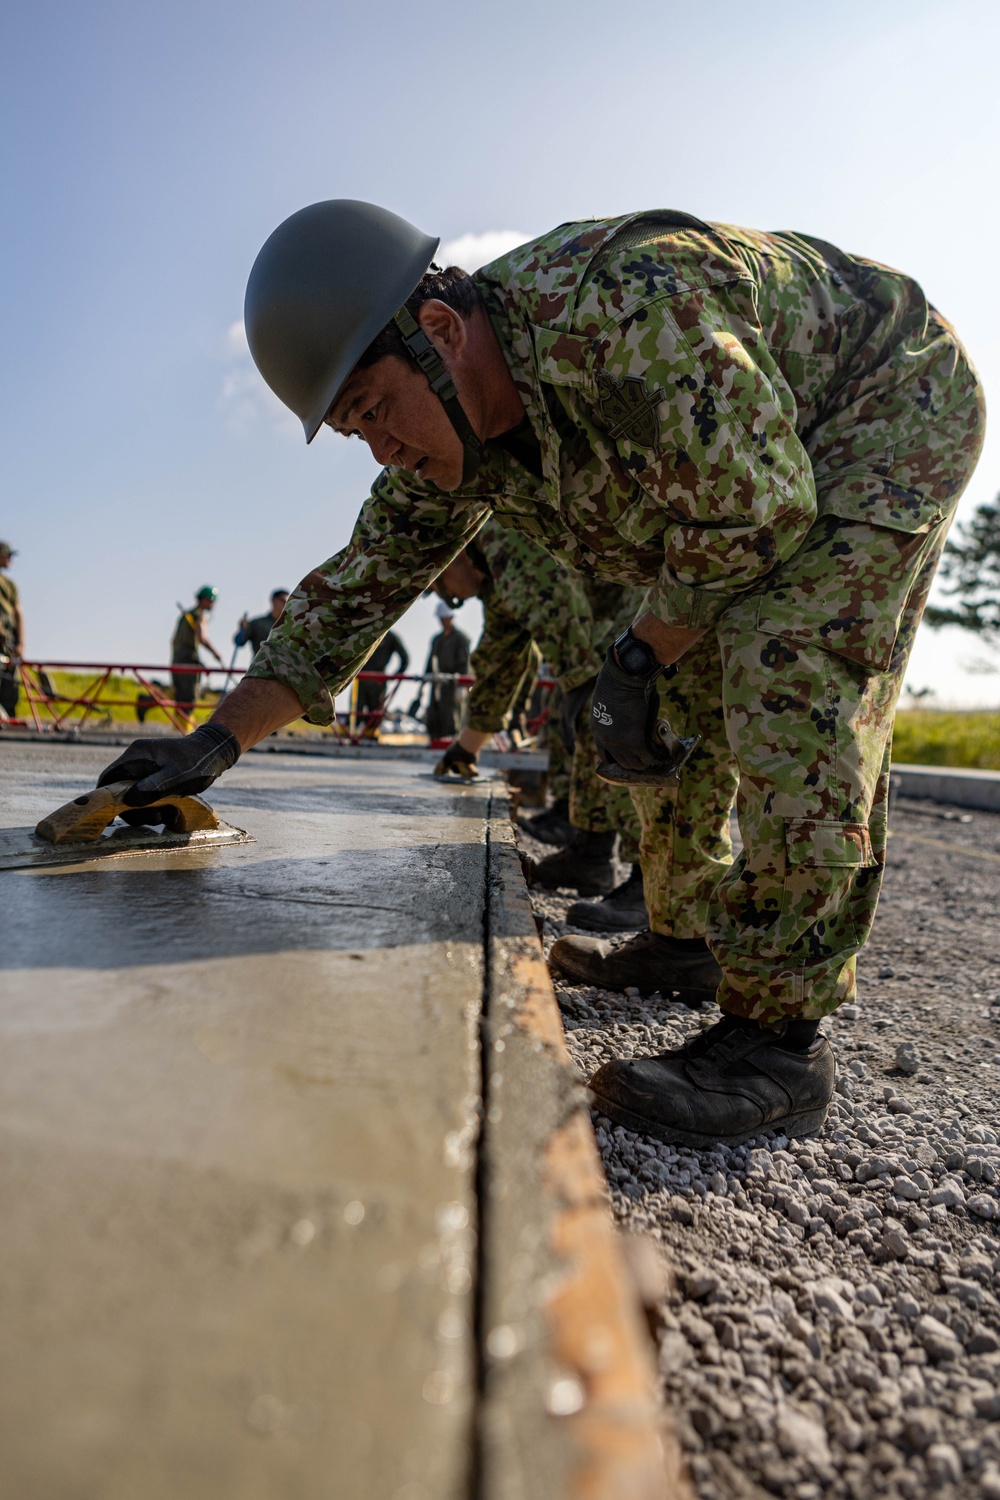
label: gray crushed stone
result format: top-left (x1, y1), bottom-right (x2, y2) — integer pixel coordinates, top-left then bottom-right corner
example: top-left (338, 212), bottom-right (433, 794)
top-left (521, 797), bottom-right (1000, 1500)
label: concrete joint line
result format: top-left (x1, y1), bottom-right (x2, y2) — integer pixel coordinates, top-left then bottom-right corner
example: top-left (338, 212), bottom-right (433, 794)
top-left (474, 791), bottom-right (689, 1500)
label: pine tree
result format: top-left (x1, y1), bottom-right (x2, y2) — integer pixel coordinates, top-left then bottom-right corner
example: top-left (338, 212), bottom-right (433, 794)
top-left (924, 494), bottom-right (1000, 641)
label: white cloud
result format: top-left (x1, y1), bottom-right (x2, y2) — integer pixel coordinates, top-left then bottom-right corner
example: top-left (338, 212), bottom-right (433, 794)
top-left (225, 318), bottom-right (250, 356)
top-left (218, 319), bottom-right (300, 439)
top-left (438, 229), bottom-right (532, 271)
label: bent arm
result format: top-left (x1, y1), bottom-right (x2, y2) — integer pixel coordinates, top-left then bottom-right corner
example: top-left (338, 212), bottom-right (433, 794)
top-left (248, 469), bottom-right (489, 724)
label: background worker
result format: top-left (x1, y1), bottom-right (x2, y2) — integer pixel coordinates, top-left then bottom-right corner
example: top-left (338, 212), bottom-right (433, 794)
top-left (355, 627), bottom-right (409, 736)
top-left (100, 200), bottom-right (985, 1149)
top-left (171, 586), bottom-right (223, 730)
top-left (433, 518), bottom-right (652, 914)
top-left (0, 541), bottom-right (24, 719)
top-left (235, 589), bottom-right (289, 659)
top-left (412, 603), bottom-right (470, 743)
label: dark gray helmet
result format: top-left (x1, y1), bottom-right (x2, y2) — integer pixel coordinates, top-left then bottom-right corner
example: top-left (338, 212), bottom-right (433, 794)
top-left (244, 200), bottom-right (438, 444)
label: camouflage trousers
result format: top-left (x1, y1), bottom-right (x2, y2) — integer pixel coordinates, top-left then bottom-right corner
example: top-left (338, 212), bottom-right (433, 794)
top-left (629, 369), bottom-right (985, 1025)
top-left (544, 684), bottom-right (571, 802)
top-left (545, 684), bottom-right (642, 858)
top-left (571, 720), bottom-right (641, 861)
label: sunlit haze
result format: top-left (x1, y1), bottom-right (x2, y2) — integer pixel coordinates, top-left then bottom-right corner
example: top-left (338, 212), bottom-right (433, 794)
top-left (3, 0), bottom-right (999, 704)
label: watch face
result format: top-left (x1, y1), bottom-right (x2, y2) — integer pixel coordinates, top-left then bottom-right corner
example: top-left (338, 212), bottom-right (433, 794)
top-left (616, 631), bottom-right (653, 674)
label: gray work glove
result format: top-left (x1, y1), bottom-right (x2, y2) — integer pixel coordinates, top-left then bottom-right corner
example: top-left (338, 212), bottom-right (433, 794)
top-left (434, 740), bottom-right (479, 780)
top-left (591, 639), bottom-right (698, 785)
top-left (96, 722), bottom-right (241, 806)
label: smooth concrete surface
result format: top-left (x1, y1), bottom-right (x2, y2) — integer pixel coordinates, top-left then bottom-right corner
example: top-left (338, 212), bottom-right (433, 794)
top-left (892, 762), bottom-right (1000, 812)
top-left (0, 745), bottom-right (490, 1500)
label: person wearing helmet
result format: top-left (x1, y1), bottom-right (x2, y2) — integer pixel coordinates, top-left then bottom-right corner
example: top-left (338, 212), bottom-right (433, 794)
top-left (170, 587), bottom-right (223, 730)
top-left (431, 517), bottom-right (656, 917)
top-left (409, 601), bottom-right (471, 744)
top-left (99, 200), bottom-right (984, 1149)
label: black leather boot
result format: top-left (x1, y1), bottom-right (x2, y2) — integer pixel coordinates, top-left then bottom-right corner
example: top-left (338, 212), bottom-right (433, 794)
top-left (521, 797), bottom-right (573, 846)
top-left (566, 866), bottom-right (647, 932)
top-left (527, 828), bottom-right (618, 895)
top-left (549, 929), bottom-right (721, 1006)
top-left (588, 1013), bottom-right (835, 1147)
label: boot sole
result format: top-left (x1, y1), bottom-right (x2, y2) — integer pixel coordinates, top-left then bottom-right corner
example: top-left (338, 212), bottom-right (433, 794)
top-left (589, 1091), bottom-right (831, 1148)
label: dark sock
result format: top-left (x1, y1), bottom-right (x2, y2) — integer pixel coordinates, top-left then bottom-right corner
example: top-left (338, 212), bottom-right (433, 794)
top-left (774, 1018), bottom-right (821, 1052)
top-left (714, 1012), bottom-right (820, 1052)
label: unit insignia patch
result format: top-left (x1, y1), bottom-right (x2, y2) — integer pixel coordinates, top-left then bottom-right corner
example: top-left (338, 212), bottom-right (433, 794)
top-left (595, 370), bottom-right (665, 447)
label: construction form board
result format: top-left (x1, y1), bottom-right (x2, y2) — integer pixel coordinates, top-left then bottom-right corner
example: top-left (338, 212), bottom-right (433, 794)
top-left (0, 742), bottom-right (679, 1500)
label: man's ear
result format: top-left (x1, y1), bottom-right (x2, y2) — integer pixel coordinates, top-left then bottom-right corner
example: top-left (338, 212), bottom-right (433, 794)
top-left (417, 299), bottom-right (467, 358)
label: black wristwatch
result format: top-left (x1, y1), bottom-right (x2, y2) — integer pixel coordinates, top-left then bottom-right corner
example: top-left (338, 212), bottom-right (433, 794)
top-left (613, 628), bottom-right (680, 680)
top-left (614, 628), bottom-right (660, 676)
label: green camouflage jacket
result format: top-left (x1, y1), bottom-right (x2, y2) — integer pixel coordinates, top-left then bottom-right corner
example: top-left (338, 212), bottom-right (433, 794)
top-left (464, 520), bottom-right (642, 732)
top-left (250, 209), bottom-right (971, 723)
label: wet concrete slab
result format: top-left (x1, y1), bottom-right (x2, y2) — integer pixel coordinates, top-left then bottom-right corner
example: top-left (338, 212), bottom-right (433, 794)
top-left (0, 745), bottom-right (489, 1500)
top-left (0, 740), bottom-right (676, 1500)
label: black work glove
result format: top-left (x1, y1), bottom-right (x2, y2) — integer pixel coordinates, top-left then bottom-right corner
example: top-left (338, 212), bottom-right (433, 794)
top-left (557, 676), bottom-right (597, 754)
top-left (591, 643), bottom-right (698, 785)
top-left (407, 695), bottom-right (424, 718)
top-left (96, 722), bottom-right (241, 806)
top-left (434, 740), bottom-right (479, 780)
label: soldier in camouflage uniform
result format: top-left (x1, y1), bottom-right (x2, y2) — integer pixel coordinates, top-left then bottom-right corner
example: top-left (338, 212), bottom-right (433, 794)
top-left (431, 517), bottom-right (649, 899)
top-left (100, 202), bottom-right (984, 1148)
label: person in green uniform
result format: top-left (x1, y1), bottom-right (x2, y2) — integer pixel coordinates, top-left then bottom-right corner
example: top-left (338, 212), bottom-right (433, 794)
top-left (99, 201), bottom-right (984, 1148)
top-left (432, 517), bottom-right (651, 907)
top-left (0, 541), bottom-right (25, 719)
top-left (171, 586), bottom-right (223, 730)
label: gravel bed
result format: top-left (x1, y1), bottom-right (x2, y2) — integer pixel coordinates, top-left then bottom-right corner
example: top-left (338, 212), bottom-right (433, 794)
top-left (522, 797), bottom-right (1000, 1500)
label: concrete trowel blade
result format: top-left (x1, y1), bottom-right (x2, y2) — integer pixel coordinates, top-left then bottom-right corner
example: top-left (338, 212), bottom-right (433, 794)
top-left (0, 820), bottom-right (253, 871)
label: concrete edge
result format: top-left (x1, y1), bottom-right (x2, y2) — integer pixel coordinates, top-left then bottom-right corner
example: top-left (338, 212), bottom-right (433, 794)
top-left (892, 762), bottom-right (1000, 813)
top-left (479, 794), bottom-right (690, 1500)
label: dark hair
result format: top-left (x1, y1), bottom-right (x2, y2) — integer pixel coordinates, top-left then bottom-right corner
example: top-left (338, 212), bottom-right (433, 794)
top-left (355, 265), bottom-right (483, 369)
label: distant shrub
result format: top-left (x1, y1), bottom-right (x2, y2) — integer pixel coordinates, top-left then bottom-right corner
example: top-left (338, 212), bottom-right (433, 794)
top-left (892, 710), bottom-right (1000, 770)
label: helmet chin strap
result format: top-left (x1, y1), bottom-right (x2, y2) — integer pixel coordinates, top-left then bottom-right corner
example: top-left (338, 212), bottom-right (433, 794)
top-left (393, 306), bottom-right (484, 486)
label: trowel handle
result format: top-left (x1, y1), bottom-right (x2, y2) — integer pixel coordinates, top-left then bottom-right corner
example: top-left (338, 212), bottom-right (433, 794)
top-left (35, 780), bottom-right (219, 845)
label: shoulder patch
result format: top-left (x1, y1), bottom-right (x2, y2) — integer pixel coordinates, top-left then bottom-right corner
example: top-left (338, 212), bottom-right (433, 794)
top-left (596, 370), bottom-right (665, 447)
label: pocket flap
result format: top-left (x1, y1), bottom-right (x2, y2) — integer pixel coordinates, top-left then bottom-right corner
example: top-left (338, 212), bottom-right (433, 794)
top-left (817, 468), bottom-right (944, 536)
top-left (785, 818), bottom-right (874, 867)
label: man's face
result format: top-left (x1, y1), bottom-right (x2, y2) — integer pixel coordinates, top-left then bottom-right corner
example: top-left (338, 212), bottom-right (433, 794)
top-left (272, 593), bottom-right (288, 619)
top-left (324, 354), bottom-right (465, 491)
top-left (199, 597), bottom-right (215, 613)
top-left (0, 552), bottom-right (11, 571)
top-left (439, 551), bottom-right (485, 601)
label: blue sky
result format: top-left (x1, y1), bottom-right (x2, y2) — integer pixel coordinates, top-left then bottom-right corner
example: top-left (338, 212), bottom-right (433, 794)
top-left (3, 0), bottom-right (999, 702)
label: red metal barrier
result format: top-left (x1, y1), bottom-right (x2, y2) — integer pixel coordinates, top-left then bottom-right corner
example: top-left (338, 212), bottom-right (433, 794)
top-left (1, 660), bottom-right (551, 748)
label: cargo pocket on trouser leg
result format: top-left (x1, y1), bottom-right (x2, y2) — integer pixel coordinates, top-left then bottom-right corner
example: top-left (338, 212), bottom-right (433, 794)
top-left (713, 817), bottom-right (880, 1025)
top-left (779, 816), bottom-right (878, 960)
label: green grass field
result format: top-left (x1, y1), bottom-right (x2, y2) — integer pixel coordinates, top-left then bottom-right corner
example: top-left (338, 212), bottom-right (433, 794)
top-left (890, 710), bottom-right (1000, 770)
top-left (14, 669), bottom-right (217, 725)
